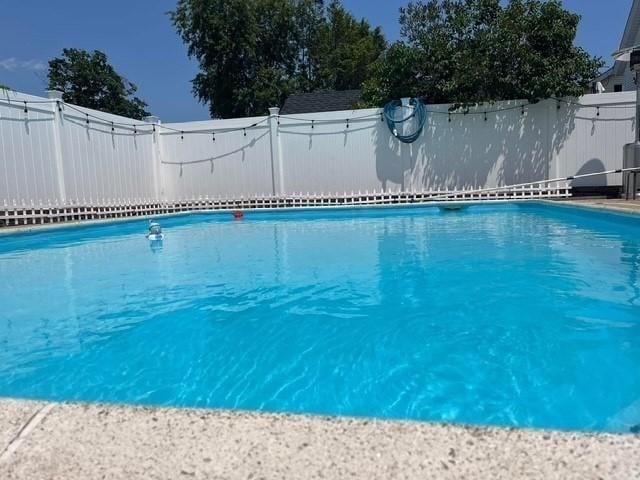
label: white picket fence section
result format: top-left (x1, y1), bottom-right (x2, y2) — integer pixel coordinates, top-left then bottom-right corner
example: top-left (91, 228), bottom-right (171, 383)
top-left (0, 88), bottom-right (635, 226)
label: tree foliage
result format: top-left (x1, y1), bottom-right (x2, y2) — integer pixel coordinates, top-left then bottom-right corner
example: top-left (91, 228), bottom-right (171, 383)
top-left (47, 48), bottom-right (150, 119)
top-left (171, 0), bottom-right (386, 118)
top-left (362, 0), bottom-right (603, 107)
top-left (311, 3), bottom-right (386, 91)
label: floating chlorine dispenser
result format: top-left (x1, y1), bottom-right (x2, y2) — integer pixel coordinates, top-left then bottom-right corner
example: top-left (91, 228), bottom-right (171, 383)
top-left (147, 221), bottom-right (164, 241)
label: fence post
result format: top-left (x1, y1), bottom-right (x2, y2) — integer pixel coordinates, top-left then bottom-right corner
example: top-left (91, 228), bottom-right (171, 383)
top-left (46, 90), bottom-right (66, 206)
top-left (143, 115), bottom-right (162, 203)
top-left (268, 107), bottom-right (283, 196)
top-left (547, 98), bottom-right (561, 180)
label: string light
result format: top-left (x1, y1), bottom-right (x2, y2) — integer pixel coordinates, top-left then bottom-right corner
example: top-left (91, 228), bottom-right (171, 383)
top-left (60, 102), bottom-right (266, 136)
top-left (0, 96), bottom-right (626, 142)
top-left (0, 97), bottom-right (272, 139)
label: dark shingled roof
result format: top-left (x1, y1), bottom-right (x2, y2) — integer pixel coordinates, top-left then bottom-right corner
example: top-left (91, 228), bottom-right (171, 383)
top-left (280, 90), bottom-right (362, 115)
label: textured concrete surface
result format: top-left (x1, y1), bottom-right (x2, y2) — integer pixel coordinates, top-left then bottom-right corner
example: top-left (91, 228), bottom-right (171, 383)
top-left (0, 400), bottom-right (43, 454)
top-left (0, 399), bottom-right (639, 479)
top-left (560, 198), bottom-right (640, 215)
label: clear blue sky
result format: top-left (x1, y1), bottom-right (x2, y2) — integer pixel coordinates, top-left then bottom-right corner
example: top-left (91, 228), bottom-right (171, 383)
top-left (0, 0), bottom-right (632, 122)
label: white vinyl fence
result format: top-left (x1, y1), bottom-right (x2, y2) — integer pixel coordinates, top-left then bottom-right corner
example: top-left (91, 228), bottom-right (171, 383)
top-left (0, 91), bottom-right (157, 209)
top-left (0, 88), bottom-right (635, 219)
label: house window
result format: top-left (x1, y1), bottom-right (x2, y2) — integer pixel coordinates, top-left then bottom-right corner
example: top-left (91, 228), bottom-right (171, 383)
top-left (614, 84), bottom-right (623, 92)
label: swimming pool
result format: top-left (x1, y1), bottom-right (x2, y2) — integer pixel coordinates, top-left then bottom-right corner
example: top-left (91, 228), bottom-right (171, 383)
top-left (0, 203), bottom-right (639, 433)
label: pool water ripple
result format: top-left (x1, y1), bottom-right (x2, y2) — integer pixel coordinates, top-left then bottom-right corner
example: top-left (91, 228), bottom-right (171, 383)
top-left (0, 204), bottom-right (639, 432)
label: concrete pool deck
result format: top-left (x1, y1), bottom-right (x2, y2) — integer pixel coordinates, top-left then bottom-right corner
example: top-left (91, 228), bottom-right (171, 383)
top-left (0, 399), bottom-right (638, 479)
top-left (558, 198), bottom-right (640, 215)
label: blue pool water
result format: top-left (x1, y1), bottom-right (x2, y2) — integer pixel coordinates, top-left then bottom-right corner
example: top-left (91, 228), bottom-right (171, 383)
top-left (0, 203), bottom-right (639, 433)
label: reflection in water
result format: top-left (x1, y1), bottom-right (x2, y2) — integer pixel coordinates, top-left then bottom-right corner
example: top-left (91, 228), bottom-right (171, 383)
top-left (149, 239), bottom-right (164, 253)
top-left (0, 205), bottom-right (639, 433)
top-left (622, 240), bottom-right (640, 305)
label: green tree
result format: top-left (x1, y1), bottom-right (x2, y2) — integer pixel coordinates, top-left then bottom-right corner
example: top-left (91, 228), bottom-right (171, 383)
top-left (312, 1), bottom-right (386, 91)
top-left (171, 0), bottom-right (386, 118)
top-left (358, 43), bottom-right (421, 107)
top-left (362, 0), bottom-right (603, 107)
top-left (295, 0), bottom-right (330, 92)
top-left (47, 48), bottom-right (150, 119)
top-left (172, 0), bottom-right (297, 118)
